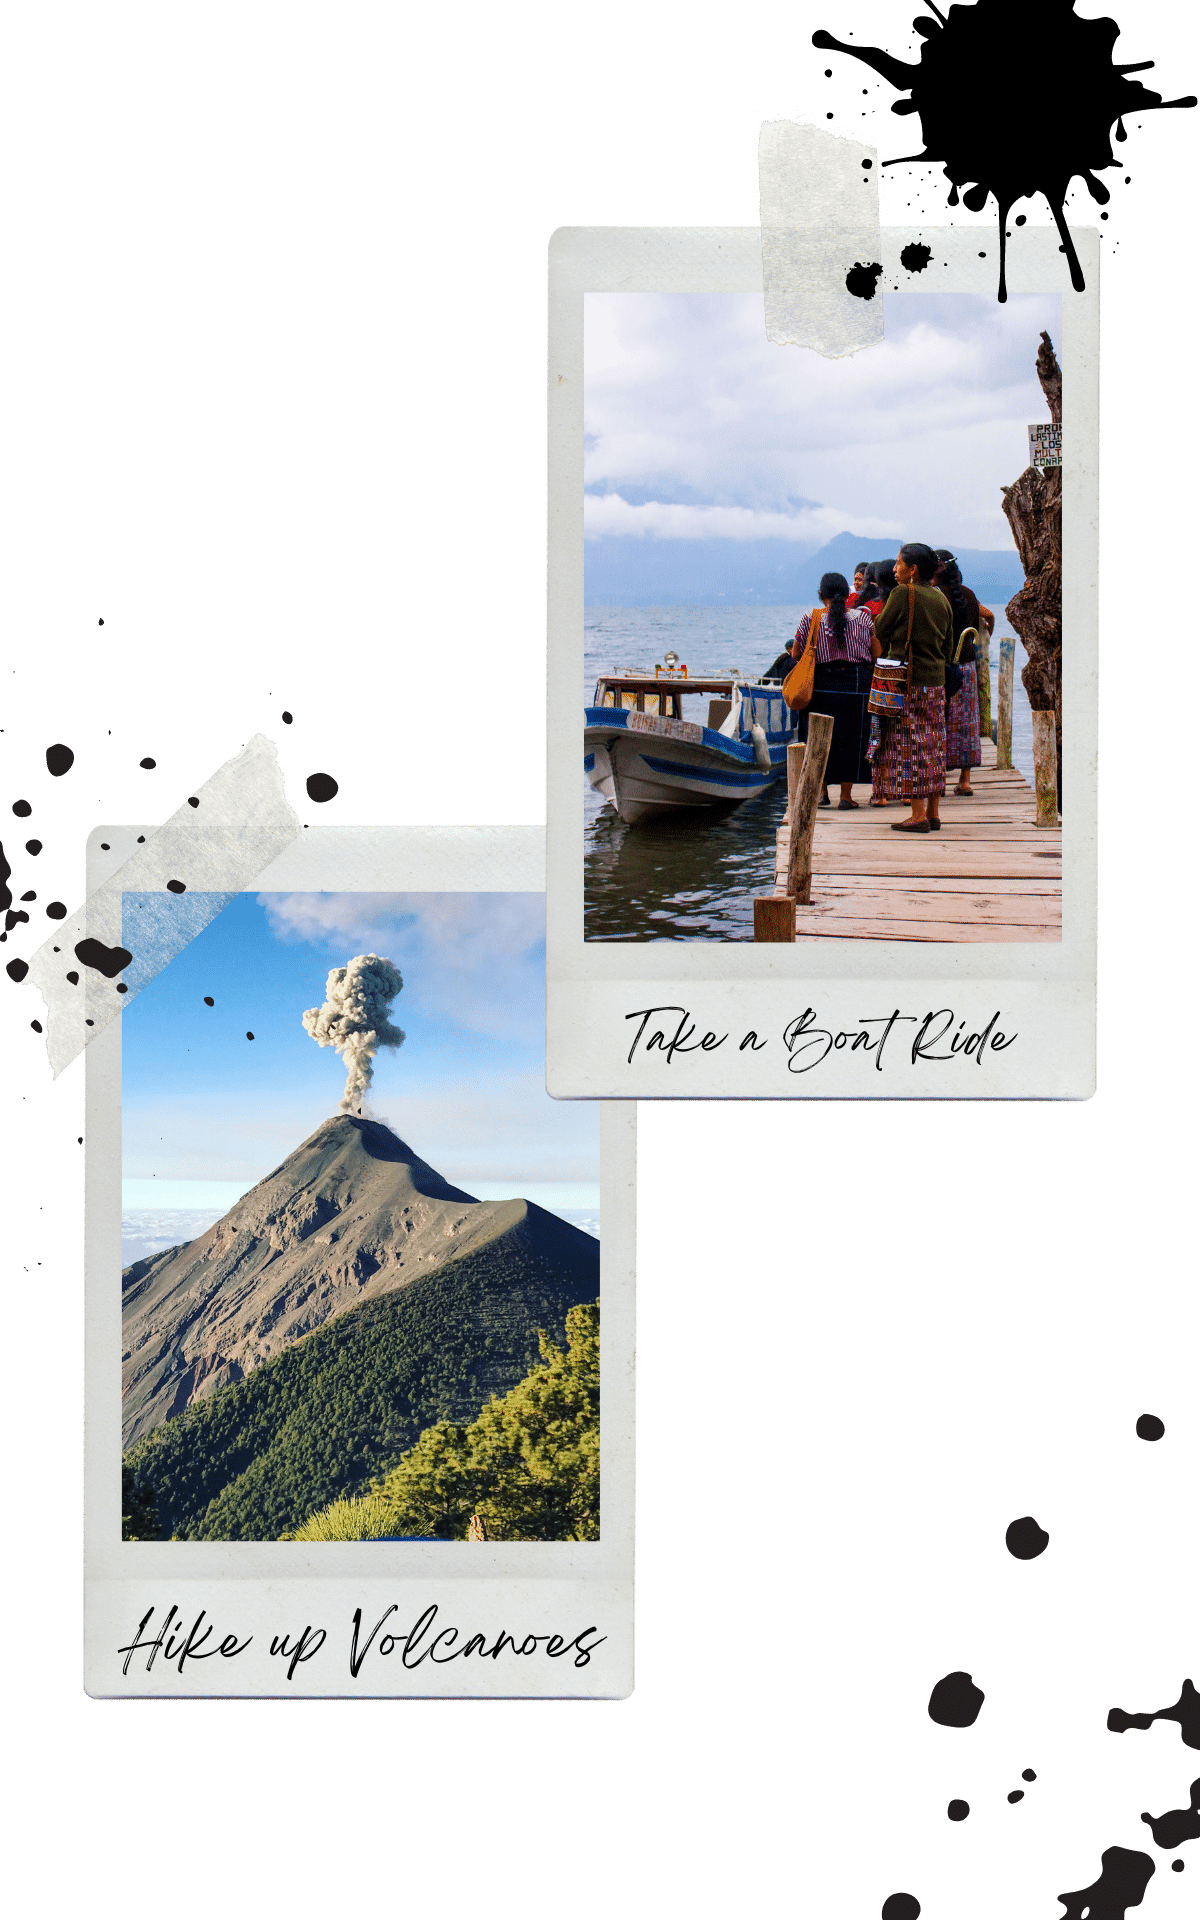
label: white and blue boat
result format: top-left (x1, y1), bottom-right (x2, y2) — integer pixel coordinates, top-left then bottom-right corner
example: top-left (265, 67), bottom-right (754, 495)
top-left (585, 670), bottom-right (793, 826)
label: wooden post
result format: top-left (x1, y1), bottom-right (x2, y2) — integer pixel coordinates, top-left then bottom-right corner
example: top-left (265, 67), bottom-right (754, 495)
top-left (996, 637), bottom-right (1015, 770)
top-left (1032, 711), bottom-right (1058, 825)
top-left (786, 740), bottom-right (804, 821)
top-left (753, 895), bottom-right (796, 942)
top-left (786, 712), bottom-right (833, 905)
top-left (975, 633), bottom-right (992, 741)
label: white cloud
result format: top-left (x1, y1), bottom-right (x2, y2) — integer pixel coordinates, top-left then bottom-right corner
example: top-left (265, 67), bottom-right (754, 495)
top-left (584, 290), bottom-right (1062, 551)
top-left (257, 891), bottom-right (545, 1038)
top-left (584, 492), bottom-right (901, 544)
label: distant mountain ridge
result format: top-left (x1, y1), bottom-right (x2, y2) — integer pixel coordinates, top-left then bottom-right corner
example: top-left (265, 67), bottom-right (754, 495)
top-left (585, 528), bottom-right (1024, 608)
top-left (122, 1114), bottom-right (597, 1449)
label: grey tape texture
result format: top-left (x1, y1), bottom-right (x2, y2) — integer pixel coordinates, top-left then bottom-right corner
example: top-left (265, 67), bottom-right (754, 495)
top-left (759, 120), bottom-right (883, 358)
top-left (30, 733), bottom-right (299, 1076)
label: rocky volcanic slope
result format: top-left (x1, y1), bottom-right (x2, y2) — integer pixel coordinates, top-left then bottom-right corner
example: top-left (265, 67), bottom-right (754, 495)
top-left (122, 1114), bottom-right (589, 1450)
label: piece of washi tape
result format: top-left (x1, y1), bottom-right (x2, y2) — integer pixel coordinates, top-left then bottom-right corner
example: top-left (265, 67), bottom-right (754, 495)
top-left (28, 732), bottom-right (299, 1076)
top-left (759, 120), bottom-right (884, 357)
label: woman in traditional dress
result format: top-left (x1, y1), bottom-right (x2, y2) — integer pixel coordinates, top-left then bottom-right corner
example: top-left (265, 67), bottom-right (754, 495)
top-left (847, 560), bottom-right (870, 607)
top-left (934, 557), bottom-right (983, 795)
top-left (789, 571), bottom-right (878, 810)
top-left (871, 543), bottom-right (954, 833)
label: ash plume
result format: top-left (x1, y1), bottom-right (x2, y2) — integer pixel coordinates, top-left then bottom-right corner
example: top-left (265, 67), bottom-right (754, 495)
top-left (302, 953), bottom-right (405, 1113)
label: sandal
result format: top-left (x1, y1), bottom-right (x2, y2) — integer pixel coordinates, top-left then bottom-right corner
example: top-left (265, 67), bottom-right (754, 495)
top-left (837, 799), bottom-right (860, 810)
top-left (818, 795), bottom-right (831, 808)
top-left (954, 786), bottom-right (974, 796)
top-left (891, 819), bottom-right (930, 833)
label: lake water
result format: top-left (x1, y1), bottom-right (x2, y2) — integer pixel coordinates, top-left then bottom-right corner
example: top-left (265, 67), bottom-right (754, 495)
top-left (584, 604), bottom-right (1034, 943)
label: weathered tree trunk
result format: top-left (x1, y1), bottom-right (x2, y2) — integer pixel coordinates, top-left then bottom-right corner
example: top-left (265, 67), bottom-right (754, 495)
top-left (1001, 331), bottom-right (1063, 807)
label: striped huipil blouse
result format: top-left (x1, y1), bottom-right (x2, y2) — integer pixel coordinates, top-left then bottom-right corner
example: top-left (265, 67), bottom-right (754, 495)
top-left (793, 605), bottom-right (876, 665)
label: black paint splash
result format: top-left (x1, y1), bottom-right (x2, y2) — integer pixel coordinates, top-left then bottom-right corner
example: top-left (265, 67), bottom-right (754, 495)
top-left (25, 840), bottom-right (41, 855)
top-left (45, 743), bottom-right (74, 776)
top-left (203, 995), bottom-right (214, 1006)
top-left (1006, 1514), bottom-right (1050, 1559)
top-left (1056, 1846), bottom-right (1154, 1917)
top-left (166, 879), bottom-right (187, 894)
top-left (948, 1798), bottom-right (969, 1820)
top-left (813, 1), bottom-right (1196, 300)
top-left (1136, 1413), bottom-right (1165, 1441)
top-left (306, 772), bottom-right (339, 803)
top-left (900, 241), bottom-right (932, 272)
top-left (12, 799), bottom-right (31, 817)
top-left (6, 958), bottom-right (29, 983)
top-left (1109, 1681), bottom-right (1200, 1751)
top-left (1142, 1777), bottom-right (1200, 1851)
top-left (881, 1898), bottom-right (920, 1920)
top-left (282, 710), bottom-right (293, 724)
top-left (74, 938), bottom-right (133, 979)
top-left (1023, 1769), bottom-right (1037, 1782)
top-left (0, 842), bottom-right (10, 916)
top-left (928, 1671), bottom-right (985, 1728)
top-left (846, 261), bottom-right (884, 300)
top-left (1008, 1790), bottom-right (1024, 1803)
top-left (139, 757), bottom-right (156, 770)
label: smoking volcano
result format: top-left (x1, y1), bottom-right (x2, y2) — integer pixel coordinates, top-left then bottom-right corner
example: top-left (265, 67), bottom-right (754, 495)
top-left (121, 1113), bottom-right (599, 1450)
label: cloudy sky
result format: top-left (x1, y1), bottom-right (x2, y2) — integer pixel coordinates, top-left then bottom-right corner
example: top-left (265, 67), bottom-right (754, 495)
top-left (121, 890), bottom-right (598, 1207)
top-left (585, 290), bottom-right (1062, 554)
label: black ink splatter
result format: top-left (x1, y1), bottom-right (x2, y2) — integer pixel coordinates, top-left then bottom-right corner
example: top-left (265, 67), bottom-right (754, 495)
top-left (813, 2), bottom-right (1196, 300)
top-left (45, 743), bottom-right (74, 777)
top-left (139, 757), bottom-right (156, 770)
top-left (246, 1030), bottom-right (255, 1040)
top-left (6, 958), bottom-right (29, 983)
top-left (306, 772), bottom-right (338, 803)
top-left (1174, 1859), bottom-right (1185, 1870)
top-left (948, 1799), bottom-right (969, 1821)
top-left (900, 241), bottom-right (932, 272)
top-left (0, 842), bottom-right (9, 915)
top-left (882, 1897), bottom-right (920, 1920)
top-left (12, 800), bottom-right (31, 817)
top-left (1023, 1769), bottom-right (1037, 1782)
top-left (66, 971), bottom-right (79, 985)
top-left (282, 710), bottom-right (293, 724)
top-left (99, 843), bottom-right (109, 851)
top-left (6, 910), bottom-right (29, 930)
top-left (46, 902), bottom-right (67, 920)
top-left (1136, 1413), bottom-right (1165, 1441)
top-left (25, 840), bottom-right (41, 855)
top-left (20, 891), bottom-right (35, 901)
top-left (1141, 1777), bottom-right (1200, 1851)
top-left (1109, 1681), bottom-right (1200, 1751)
top-left (166, 879), bottom-right (187, 893)
top-left (846, 261), bottom-right (884, 299)
top-left (188, 796), bottom-right (200, 808)
top-left (1008, 1790), bottom-right (1024, 1804)
top-left (1055, 1845), bottom-right (1154, 1917)
top-left (203, 995), bottom-right (214, 1006)
top-left (74, 938), bottom-right (133, 979)
top-left (31, 1019), bottom-right (42, 1032)
top-left (928, 1671), bottom-right (985, 1728)
top-left (116, 982), bottom-right (128, 995)
top-left (136, 835), bottom-right (145, 844)
top-left (1006, 1515), bottom-right (1050, 1560)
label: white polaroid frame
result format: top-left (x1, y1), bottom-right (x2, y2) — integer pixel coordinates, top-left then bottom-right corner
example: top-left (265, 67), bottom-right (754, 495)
top-left (84, 825), bottom-right (634, 1698)
top-left (546, 227), bottom-right (1098, 1099)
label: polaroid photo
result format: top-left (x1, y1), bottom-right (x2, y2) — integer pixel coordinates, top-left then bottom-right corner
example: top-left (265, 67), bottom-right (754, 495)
top-left (547, 225), bottom-right (1097, 1099)
top-left (84, 826), bottom-right (634, 1698)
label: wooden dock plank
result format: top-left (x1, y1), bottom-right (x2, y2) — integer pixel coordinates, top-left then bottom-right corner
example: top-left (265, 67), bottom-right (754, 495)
top-left (774, 739), bottom-right (1062, 943)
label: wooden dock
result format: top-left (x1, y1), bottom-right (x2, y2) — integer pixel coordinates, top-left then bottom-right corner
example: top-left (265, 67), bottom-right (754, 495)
top-left (771, 740), bottom-right (1062, 943)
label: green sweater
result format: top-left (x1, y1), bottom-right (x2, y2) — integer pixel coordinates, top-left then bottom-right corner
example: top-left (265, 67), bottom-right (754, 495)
top-left (874, 584), bottom-right (954, 688)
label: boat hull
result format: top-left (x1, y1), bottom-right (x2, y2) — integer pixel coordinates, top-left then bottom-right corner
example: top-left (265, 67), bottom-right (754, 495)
top-left (585, 706), bottom-right (788, 826)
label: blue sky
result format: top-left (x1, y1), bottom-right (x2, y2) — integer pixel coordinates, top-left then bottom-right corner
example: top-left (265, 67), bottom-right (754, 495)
top-left (121, 890), bottom-right (598, 1202)
top-left (585, 290), bottom-right (1062, 555)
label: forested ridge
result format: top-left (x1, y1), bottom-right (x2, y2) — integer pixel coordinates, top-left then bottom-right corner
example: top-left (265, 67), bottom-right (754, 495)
top-left (122, 1232), bottom-right (598, 1541)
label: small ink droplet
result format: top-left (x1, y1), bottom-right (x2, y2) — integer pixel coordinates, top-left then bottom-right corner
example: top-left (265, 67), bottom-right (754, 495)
top-left (1136, 1414), bottom-right (1165, 1441)
top-left (187, 797), bottom-right (199, 809)
top-left (203, 996), bottom-right (214, 1007)
top-left (12, 800), bottom-right (31, 818)
top-left (1022, 1769), bottom-right (1036, 1782)
top-left (46, 744), bottom-right (74, 777)
top-left (30, 1019), bottom-right (42, 1033)
top-left (948, 1800), bottom-right (970, 1821)
top-left (1007, 1790), bottom-right (1024, 1804)
top-left (306, 773), bottom-right (338, 803)
top-left (166, 879), bottom-right (186, 894)
top-left (246, 1031), bottom-right (255, 1040)
top-left (282, 711), bottom-right (293, 724)
top-left (139, 758), bottom-right (156, 770)
top-left (46, 902), bottom-right (68, 920)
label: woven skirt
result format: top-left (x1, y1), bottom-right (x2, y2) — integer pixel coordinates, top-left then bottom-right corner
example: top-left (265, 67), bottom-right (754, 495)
top-left (945, 661), bottom-right (982, 771)
top-left (873, 684), bottom-right (947, 801)
top-left (797, 659), bottom-right (874, 785)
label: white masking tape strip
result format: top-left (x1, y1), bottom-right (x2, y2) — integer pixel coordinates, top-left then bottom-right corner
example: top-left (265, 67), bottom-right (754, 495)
top-left (759, 120), bottom-right (884, 358)
top-left (29, 733), bottom-right (299, 1076)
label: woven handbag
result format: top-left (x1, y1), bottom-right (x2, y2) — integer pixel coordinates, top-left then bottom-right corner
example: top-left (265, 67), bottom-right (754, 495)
top-left (782, 607), bottom-right (822, 713)
top-left (867, 584), bottom-right (917, 718)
